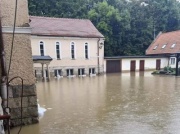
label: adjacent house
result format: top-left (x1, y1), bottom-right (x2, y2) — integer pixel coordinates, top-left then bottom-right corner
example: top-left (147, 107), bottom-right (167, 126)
top-left (104, 30), bottom-right (180, 74)
top-left (30, 16), bottom-right (104, 79)
top-left (146, 30), bottom-right (180, 75)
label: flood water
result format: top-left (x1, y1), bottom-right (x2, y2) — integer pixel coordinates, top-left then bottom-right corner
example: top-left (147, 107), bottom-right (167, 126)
top-left (9, 72), bottom-right (180, 134)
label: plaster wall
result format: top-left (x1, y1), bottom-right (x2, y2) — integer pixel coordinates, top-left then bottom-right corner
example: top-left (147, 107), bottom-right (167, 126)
top-left (31, 36), bottom-right (104, 75)
top-left (0, 0), bottom-right (29, 27)
top-left (3, 33), bottom-right (35, 84)
top-left (122, 58), bottom-right (168, 71)
top-left (104, 57), bottom-right (168, 72)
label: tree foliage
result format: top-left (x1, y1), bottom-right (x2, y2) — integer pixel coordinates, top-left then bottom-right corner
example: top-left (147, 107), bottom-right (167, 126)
top-left (28, 0), bottom-right (180, 56)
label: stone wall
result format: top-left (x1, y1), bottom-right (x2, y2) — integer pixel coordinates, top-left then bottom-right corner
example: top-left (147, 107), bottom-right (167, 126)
top-left (8, 84), bottom-right (38, 127)
top-left (0, 0), bottom-right (38, 128)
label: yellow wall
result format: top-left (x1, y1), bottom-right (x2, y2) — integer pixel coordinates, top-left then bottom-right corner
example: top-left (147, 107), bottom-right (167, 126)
top-left (31, 36), bottom-right (104, 72)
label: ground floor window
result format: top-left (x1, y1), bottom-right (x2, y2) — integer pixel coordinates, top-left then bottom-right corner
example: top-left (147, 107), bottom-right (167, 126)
top-left (45, 70), bottom-right (48, 77)
top-left (78, 68), bottom-right (85, 75)
top-left (170, 57), bottom-right (175, 65)
top-left (89, 68), bottom-right (95, 75)
top-left (67, 69), bottom-right (74, 76)
top-left (54, 69), bottom-right (62, 77)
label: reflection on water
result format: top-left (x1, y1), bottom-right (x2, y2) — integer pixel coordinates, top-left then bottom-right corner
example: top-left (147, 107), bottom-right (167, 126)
top-left (8, 72), bottom-right (180, 134)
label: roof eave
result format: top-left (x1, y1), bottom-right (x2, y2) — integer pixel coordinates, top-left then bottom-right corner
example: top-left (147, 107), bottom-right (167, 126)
top-left (31, 33), bottom-right (104, 38)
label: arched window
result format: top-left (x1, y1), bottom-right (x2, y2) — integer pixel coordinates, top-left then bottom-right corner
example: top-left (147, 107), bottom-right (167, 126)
top-left (71, 42), bottom-right (75, 59)
top-left (56, 42), bottom-right (61, 59)
top-left (85, 43), bottom-right (89, 59)
top-left (40, 41), bottom-right (44, 56)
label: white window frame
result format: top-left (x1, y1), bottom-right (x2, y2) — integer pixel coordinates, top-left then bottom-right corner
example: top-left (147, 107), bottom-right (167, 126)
top-left (171, 43), bottom-right (176, 48)
top-left (67, 69), bottom-right (74, 76)
top-left (153, 45), bottom-right (158, 50)
top-left (170, 57), bottom-right (175, 65)
top-left (89, 68), bottom-right (96, 75)
top-left (39, 41), bottom-right (45, 56)
top-left (78, 68), bottom-right (85, 76)
top-left (162, 44), bottom-right (166, 49)
top-left (70, 42), bottom-right (76, 59)
top-left (54, 69), bottom-right (62, 77)
top-left (55, 41), bottom-right (61, 59)
top-left (84, 43), bottom-right (90, 59)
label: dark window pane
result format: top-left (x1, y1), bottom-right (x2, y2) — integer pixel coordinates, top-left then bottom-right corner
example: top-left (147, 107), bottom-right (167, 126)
top-left (40, 50), bottom-right (44, 56)
top-left (40, 45), bottom-right (44, 49)
top-left (56, 45), bottom-right (59, 49)
top-left (70, 69), bottom-right (73, 75)
top-left (85, 45), bottom-right (88, 59)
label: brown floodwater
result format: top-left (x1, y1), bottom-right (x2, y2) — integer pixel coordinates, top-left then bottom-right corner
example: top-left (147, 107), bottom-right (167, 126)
top-left (8, 72), bottom-right (180, 134)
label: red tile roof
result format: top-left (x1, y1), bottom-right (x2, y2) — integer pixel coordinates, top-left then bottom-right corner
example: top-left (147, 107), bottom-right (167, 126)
top-left (146, 30), bottom-right (180, 55)
top-left (29, 16), bottom-right (104, 38)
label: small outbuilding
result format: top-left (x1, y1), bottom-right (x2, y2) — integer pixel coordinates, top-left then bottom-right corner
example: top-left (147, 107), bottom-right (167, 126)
top-left (104, 56), bottom-right (168, 73)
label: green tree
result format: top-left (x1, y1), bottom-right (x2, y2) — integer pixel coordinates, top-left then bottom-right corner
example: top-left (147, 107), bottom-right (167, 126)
top-left (28, 0), bottom-right (180, 56)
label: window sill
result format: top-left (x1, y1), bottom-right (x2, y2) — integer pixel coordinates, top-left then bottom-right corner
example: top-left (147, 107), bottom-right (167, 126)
top-left (79, 74), bottom-right (86, 77)
top-left (67, 75), bottom-right (76, 78)
top-left (90, 73), bottom-right (96, 77)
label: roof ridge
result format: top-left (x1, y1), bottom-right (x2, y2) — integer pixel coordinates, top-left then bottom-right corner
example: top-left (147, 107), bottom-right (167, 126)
top-left (29, 16), bottom-right (90, 21)
top-left (161, 30), bottom-right (180, 35)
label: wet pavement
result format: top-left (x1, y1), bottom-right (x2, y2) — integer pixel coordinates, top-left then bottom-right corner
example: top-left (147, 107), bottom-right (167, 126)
top-left (8, 72), bottom-right (180, 134)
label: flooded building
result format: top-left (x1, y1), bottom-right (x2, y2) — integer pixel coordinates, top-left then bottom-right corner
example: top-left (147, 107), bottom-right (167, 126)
top-left (30, 16), bottom-right (105, 79)
top-left (104, 30), bottom-right (180, 73)
top-left (104, 56), bottom-right (168, 73)
top-left (0, 0), bottom-right (38, 128)
top-left (146, 30), bottom-right (180, 75)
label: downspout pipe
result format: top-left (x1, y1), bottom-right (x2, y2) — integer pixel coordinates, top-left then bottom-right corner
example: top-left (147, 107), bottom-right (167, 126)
top-left (97, 38), bottom-right (100, 75)
top-left (0, 18), bottom-right (8, 109)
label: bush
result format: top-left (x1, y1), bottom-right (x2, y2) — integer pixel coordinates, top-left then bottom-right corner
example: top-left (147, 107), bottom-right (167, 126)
top-left (163, 66), bottom-right (174, 72)
top-left (152, 70), bottom-right (159, 74)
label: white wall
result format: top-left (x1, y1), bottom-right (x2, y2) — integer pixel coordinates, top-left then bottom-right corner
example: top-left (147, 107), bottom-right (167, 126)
top-left (31, 36), bottom-right (104, 75)
top-left (121, 58), bottom-right (168, 71)
top-left (104, 57), bottom-right (169, 72)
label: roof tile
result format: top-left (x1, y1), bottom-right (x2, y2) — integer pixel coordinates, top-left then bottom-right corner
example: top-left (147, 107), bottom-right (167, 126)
top-left (146, 30), bottom-right (180, 55)
top-left (29, 16), bottom-right (104, 38)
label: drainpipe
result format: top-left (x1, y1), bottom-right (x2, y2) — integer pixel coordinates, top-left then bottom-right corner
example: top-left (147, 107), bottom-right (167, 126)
top-left (0, 18), bottom-right (8, 108)
top-left (97, 38), bottom-right (100, 75)
top-left (176, 53), bottom-right (179, 76)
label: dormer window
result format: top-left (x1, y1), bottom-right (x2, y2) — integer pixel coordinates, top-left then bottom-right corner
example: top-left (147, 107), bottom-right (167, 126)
top-left (171, 43), bottom-right (176, 48)
top-left (162, 44), bottom-right (166, 49)
top-left (153, 45), bottom-right (158, 50)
